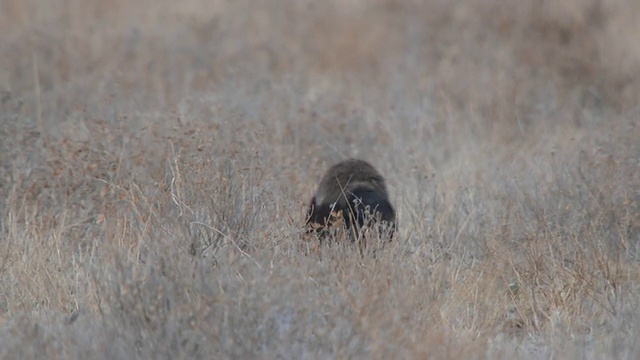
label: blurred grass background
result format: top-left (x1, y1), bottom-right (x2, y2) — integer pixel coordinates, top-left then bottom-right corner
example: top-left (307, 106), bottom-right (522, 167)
top-left (1, 0), bottom-right (639, 358)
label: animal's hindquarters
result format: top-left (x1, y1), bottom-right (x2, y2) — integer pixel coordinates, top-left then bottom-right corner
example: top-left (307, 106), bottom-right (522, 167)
top-left (305, 159), bottom-right (396, 246)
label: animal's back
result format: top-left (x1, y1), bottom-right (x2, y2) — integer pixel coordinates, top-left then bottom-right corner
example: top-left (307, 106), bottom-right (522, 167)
top-left (314, 159), bottom-right (387, 203)
top-left (306, 159), bottom-right (396, 239)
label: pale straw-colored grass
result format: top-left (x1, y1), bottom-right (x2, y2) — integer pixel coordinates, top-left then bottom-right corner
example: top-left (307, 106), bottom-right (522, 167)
top-left (1, 0), bottom-right (639, 358)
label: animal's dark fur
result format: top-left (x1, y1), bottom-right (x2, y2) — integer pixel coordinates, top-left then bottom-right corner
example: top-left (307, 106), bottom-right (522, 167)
top-left (306, 159), bottom-right (396, 241)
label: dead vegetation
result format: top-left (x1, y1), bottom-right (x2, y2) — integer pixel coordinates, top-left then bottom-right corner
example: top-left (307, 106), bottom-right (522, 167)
top-left (1, 0), bottom-right (639, 358)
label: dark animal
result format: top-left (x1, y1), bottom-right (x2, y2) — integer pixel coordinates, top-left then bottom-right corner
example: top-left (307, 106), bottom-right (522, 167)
top-left (306, 159), bottom-right (396, 242)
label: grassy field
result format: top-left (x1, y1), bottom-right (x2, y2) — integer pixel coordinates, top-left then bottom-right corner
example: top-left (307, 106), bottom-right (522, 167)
top-left (1, 0), bottom-right (639, 358)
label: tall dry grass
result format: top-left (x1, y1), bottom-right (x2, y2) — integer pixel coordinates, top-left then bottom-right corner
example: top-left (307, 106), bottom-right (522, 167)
top-left (1, 0), bottom-right (639, 358)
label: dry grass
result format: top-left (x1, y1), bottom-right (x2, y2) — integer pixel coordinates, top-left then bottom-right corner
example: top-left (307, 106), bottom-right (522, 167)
top-left (1, 0), bottom-right (639, 358)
